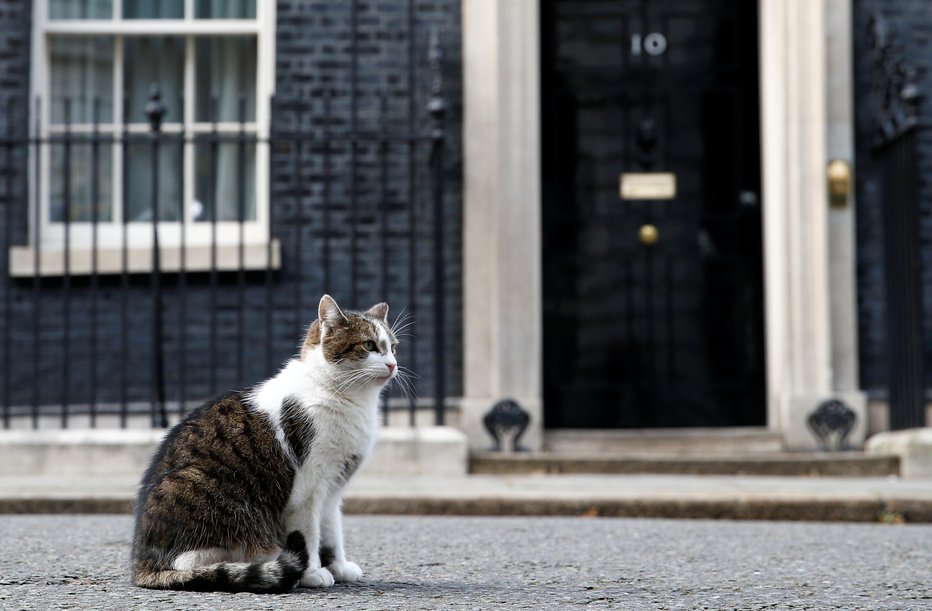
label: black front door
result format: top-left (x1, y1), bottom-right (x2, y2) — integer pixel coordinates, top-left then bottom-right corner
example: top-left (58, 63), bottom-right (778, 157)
top-left (541, 0), bottom-right (765, 428)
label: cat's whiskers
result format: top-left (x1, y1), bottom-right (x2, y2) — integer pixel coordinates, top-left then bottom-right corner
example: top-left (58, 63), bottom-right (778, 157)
top-left (328, 365), bottom-right (392, 396)
top-left (395, 377), bottom-right (415, 404)
top-left (386, 366), bottom-right (417, 404)
top-left (390, 311), bottom-right (416, 340)
top-left (390, 308), bottom-right (410, 332)
top-left (390, 324), bottom-right (415, 339)
top-left (324, 373), bottom-right (363, 396)
top-left (396, 366), bottom-right (419, 380)
top-left (329, 369), bottom-right (374, 395)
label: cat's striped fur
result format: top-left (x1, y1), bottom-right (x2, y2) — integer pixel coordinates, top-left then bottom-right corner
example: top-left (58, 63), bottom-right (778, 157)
top-left (132, 295), bottom-right (398, 593)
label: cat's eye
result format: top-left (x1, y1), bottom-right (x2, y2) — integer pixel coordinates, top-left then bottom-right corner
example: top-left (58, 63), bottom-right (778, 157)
top-left (363, 340), bottom-right (378, 352)
top-left (391, 343), bottom-right (398, 354)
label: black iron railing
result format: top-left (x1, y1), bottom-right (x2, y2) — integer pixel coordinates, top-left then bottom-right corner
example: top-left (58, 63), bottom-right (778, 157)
top-left (869, 13), bottom-right (926, 430)
top-left (876, 127), bottom-right (925, 430)
top-left (0, 48), bottom-right (450, 430)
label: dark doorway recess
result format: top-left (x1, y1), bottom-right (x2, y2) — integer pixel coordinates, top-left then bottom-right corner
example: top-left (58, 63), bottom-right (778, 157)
top-left (541, 0), bottom-right (765, 428)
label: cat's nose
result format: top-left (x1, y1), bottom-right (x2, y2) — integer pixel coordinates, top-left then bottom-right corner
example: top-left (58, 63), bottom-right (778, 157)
top-left (386, 363), bottom-right (397, 374)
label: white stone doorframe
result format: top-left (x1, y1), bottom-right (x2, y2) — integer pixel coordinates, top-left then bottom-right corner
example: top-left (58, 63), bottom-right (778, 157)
top-left (760, 0), bottom-right (866, 449)
top-left (460, 0), bottom-right (865, 452)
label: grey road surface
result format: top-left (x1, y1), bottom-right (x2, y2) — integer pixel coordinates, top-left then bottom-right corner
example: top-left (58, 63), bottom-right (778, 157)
top-left (0, 515), bottom-right (929, 610)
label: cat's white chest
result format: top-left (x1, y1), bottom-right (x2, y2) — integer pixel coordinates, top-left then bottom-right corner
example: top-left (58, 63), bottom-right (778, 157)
top-left (250, 353), bottom-right (383, 510)
top-left (286, 402), bottom-right (378, 508)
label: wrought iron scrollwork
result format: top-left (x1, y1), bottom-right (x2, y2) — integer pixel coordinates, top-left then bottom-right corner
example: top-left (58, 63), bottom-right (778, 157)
top-left (807, 399), bottom-right (856, 452)
top-left (483, 399), bottom-right (530, 452)
top-left (868, 14), bottom-right (921, 147)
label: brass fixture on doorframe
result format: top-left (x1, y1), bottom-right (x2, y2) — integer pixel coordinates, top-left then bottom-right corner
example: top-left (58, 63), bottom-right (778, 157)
top-left (827, 159), bottom-right (852, 208)
top-left (639, 224), bottom-right (659, 246)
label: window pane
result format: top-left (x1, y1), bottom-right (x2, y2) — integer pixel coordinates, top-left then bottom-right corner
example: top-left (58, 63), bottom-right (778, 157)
top-left (124, 37), bottom-right (185, 123)
top-left (194, 138), bottom-right (256, 222)
top-left (49, 0), bottom-right (112, 19)
top-left (125, 140), bottom-right (184, 222)
top-left (195, 37), bottom-right (256, 122)
top-left (196, 0), bottom-right (256, 19)
top-left (50, 142), bottom-right (113, 222)
top-left (50, 37), bottom-right (114, 124)
top-left (122, 0), bottom-right (183, 19)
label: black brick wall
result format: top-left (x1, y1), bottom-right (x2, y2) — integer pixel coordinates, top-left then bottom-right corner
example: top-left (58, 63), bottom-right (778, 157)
top-left (0, 0), bottom-right (30, 246)
top-left (270, 0), bottom-right (463, 402)
top-left (853, 0), bottom-right (932, 394)
top-left (0, 0), bottom-right (462, 417)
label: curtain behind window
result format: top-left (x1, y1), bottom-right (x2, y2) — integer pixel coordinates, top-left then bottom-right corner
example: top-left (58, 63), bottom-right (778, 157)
top-left (195, 36), bottom-right (257, 222)
top-left (49, 0), bottom-right (111, 19)
top-left (124, 37), bottom-right (184, 222)
top-left (196, 0), bottom-right (256, 19)
top-left (49, 37), bottom-right (114, 222)
top-left (122, 0), bottom-right (184, 19)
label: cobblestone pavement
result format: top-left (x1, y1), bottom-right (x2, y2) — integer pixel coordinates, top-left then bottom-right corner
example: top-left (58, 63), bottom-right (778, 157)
top-left (0, 515), bottom-right (930, 610)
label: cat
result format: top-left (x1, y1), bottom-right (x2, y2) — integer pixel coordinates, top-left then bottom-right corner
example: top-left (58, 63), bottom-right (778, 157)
top-left (131, 294), bottom-right (399, 593)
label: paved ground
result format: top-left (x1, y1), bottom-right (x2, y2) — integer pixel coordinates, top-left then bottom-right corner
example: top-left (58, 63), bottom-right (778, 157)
top-left (1, 514), bottom-right (930, 610)
top-left (3, 473), bottom-right (932, 522)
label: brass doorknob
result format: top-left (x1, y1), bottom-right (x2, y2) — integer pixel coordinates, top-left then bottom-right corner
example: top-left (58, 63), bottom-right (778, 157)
top-left (639, 224), bottom-right (659, 246)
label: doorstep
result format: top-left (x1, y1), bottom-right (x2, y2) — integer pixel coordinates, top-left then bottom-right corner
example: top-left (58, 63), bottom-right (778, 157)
top-left (0, 426), bottom-right (469, 478)
top-left (470, 451), bottom-right (900, 477)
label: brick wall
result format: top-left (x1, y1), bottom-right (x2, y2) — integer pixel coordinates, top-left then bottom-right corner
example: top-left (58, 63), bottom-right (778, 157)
top-left (853, 0), bottom-right (932, 394)
top-left (0, 0), bottom-right (462, 418)
top-left (271, 0), bottom-right (464, 404)
top-left (0, 0), bottom-right (30, 246)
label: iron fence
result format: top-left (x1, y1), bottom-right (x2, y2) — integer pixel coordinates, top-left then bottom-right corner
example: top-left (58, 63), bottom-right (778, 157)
top-left (0, 45), bottom-right (451, 430)
top-left (869, 13), bottom-right (926, 429)
top-left (876, 127), bottom-right (925, 430)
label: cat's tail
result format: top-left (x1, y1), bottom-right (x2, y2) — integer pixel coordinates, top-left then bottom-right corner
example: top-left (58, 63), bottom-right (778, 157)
top-left (133, 531), bottom-right (309, 593)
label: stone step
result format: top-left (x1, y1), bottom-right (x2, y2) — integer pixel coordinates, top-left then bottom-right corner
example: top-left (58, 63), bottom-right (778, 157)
top-left (470, 452), bottom-right (901, 477)
top-left (543, 428), bottom-right (785, 456)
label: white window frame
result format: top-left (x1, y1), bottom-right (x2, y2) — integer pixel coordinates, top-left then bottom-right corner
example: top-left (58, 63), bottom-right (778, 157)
top-left (14, 0), bottom-right (279, 276)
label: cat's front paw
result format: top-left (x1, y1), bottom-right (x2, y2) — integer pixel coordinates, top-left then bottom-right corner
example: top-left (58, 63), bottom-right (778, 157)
top-left (300, 567), bottom-right (335, 588)
top-left (328, 560), bottom-right (363, 583)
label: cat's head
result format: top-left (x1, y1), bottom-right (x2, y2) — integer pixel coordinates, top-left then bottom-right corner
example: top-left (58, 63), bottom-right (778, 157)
top-left (301, 294), bottom-right (398, 388)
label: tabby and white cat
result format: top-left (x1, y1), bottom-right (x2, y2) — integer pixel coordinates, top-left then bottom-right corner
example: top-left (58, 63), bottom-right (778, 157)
top-left (132, 294), bottom-right (398, 593)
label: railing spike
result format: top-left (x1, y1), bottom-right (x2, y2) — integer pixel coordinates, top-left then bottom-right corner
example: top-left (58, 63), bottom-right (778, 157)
top-left (145, 83), bottom-right (166, 134)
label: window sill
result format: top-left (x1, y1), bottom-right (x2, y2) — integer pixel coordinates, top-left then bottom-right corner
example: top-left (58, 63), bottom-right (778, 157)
top-left (8, 240), bottom-right (281, 277)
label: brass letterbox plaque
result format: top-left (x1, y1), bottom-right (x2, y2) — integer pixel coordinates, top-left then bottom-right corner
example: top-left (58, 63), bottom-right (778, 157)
top-left (620, 172), bottom-right (677, 200)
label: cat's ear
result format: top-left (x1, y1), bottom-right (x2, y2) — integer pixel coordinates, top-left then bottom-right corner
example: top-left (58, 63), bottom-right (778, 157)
top-left (318, 294), bottom-right (348, 333)
top-left (366, 302), bottom-right (389, 322)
